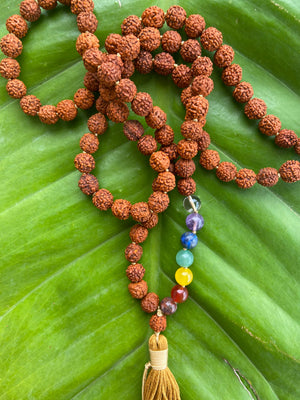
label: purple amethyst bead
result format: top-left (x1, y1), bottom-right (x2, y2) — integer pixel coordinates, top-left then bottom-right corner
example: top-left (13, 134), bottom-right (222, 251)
top-left (160, 297), bottom-right (177, 315)
top-left (186, 213), bottom-right (204, 232)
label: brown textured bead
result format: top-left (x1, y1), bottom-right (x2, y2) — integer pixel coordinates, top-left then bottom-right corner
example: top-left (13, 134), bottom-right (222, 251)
top-left (181, 120), bottom-right (203, 141)
top-left (132, 92), bottom-right (153, 116)
top-left (145, 106), bottom-right (167, 130)
top-left (177, 177), bottom-right (196, 196)
top-left (185, 14), bottom-right (206, 38)
top-left (191, 75), bottom-right (214, 97)
top-left (106, 53), bottom-right (124, 71)
top-left (92, 188), bottom-right (114, 210)
top-left (214, 45), bottom-right (234, 68)
top-left (149, 314), bottom-right (167, 333)
top-left (275, 129), bottom-right (298, 149)
top-left (115, 79), bottom-right (137, 103)
top-left (185, 96), bottom-right (209, 120)
top-left (236, 168), bottom-right (257, 189)
top-left (142, 212), bottom-right (158, 229)
top-left (153, 52), bottom-right (175, 75)
top-left (126, 263), bottom-right (145, 282)
top-left (222, 64), bottom-right (242, 86)
top-left (56, 99), bottom-right (77, 121)
top-left (119, 34), bottom-right (140, 61)
top-left (99, 85), bottom-right (117, 102)
top-left (201, 27), bottom-right (223, 51)
top-left (129, 225), bottom-right (149, 244)
top-left (141, 293), bottom-right (159, 313)
top-left (161, 30), bottom-right (181, 53)
top-left (123, 120), bottom-right (144, 141)
top-left (279, 160), bottom-right (300, 182)
top-left (175, 159), bottom-right (196, 178)
top-left (112, 199), bottom-right (131, 220)
top-left (198, 130), bottom-right (211, 151)
top-left (20, 95), bottom-right (41, 116)
top-left (125, 242), bottom-right (143, 262)
top-left (138, 135), bottom-right (157, 155)
top-left (84, 71), bottom-right (99, 92)
top-left (6, 79), bottom-right (26, 99)
top-left (134, 50), bottom-right (153, 74)
top-left (294, 138), bottom-right (300, 154)
top-left (181, 86), bottom-right (193, 108)
top-left (244, 98), bottom-right (267, 120)
top-left (74, 88), bottom-right (94, 109)
top-left (155, 125), bottom-right (174, 146)
top-left (83, 48), bottom-right (105, 72)
top-left (233, 81), bottom-right (254, 103)
top-left (0, 58), bottom-right (20, 79)
top-left (139, 27), bottom-right (161, 52)
top-left (121, 15), bottom-right (142, 36)
top-left (0, 34), bottom-right (23, 58)
top-left (149, 151), bottom-right (170, 172)
top-left (77, 11), bottom-right (98, 33)
top-left (172, 64), bottom-right (193, 88)
top-left (6, 15), bottom-right (28, 39)
top-left (177, 140), bottom-right (198, 160)
top-left (142, 6), bottom-right (165, 28)
top-left (97, 62), bottom-right (122, 87)
top-left (78, 173), bottom-right (99, 195)
top-left (76, 32), bottom-right (99, 55)
top-left (131, 202), bottom-right (151, 223)
top-left (58, 0), bottom-right (71, 4)
top-left (180, 39), bottom-right (202, 63)
top-left (79, 133), bottom-right (99, 153)
top-left (216, 161), bottom-right (237, 182)
top-left (121, 59), bottom-right (135, 79)
top-left (128, 280), bottom-right (148, 299)
top-left (38, 105), bottom-right (58, 124)
top-left (20, 0), bottom-right (41, 22)
top-left (256, 168), bottom-right (279, 187)
top-left (148, 191), bottom-right (169, 213)
top-left (160, 143), bottom-right (178, 160)
top-left (258, 115), bottom-right (281, 136)
top-left (38, 0), bottom-right (57, 10)
top-left (155, 171), bottom-right (176, 192)
top-left (105, 33), bottom-right (122, 54)
top-left (70, 0), bottom-right (94, 14)
top-left (87, 113), bottom-right (108, 135)
top-left (74, 152), bottom-right (95, 173)
top-left (199, 149), bottom-right (220, 170)
top-left (166, 5), bottom-right (186, 29)
top-left (106, 101), bottom-right (129, 123)
top-left (191, 56), bottom-right (213, 77)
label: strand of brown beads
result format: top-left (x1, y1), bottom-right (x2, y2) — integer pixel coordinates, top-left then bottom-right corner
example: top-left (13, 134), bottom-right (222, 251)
top-left (0, 0), bottom-right (101, 123)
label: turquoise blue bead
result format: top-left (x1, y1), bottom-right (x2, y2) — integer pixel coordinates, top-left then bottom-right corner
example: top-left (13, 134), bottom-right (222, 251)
top-left (176, 249), bottom-right (194, 267)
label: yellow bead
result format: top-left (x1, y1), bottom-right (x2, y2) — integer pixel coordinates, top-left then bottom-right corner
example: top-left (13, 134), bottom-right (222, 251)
top-left (175, 267), bottom-right (193, 286)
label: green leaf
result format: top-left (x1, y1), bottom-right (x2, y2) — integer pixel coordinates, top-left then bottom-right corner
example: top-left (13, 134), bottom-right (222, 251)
top-left (0, 1), bottom-right (299, 399)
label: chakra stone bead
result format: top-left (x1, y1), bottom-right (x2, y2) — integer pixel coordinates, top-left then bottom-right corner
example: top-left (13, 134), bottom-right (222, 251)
top-left (180, 232), bottom-right (198, 249)
top-left (175, 267), bottom-right (193, 286)
top-left (186, 213), bottom-right (204, 232)
top-left (183, 195), bottom-right (201, 212)
top-left (171, 284), bottom-right (188, 303)
top-left (176, 249), bottom-right (194, 267)
top-left (160, 297), bottom-right (177, 315)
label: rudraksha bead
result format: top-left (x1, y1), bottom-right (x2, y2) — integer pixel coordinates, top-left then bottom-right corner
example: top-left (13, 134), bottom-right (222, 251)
top-left (74, 152), bottom-right (95, 173)
top-left (155, 171), bottom-right (176, 192)
top-left (112, 199), bottom-right (131, 220)
top-left (20, 95), bottom-right (41, 116)
top-left (106, 101), bottom-right (129, 123)
top-left (57, 99), bottom-right (78, 121)
top-left (134, 50), bottom-right (153, 74)
top-left (115, 79), bottom-right (137, 102)
top-left (216, 161), bottom-right (237, 182)
top-left (177, 140), bottom-right (198, 160)
top-left (77, 11), bottom-right (98, 33)
top-left (185, 14), bottom-right (206, 38)
top-left (149, 151), bottom-right (170, 172)
top-left (191, 75), bottom-right (214, 97)
top-left (84, 71), bottom-right (99, 92)
top-left (125, 242), bottom-right (143, 262)
top-left (38, 0), bottom-right (57, 10)
top-left (149, 314), bottom-right (167, 332)
top-left (119, 34), bottom-right (140, 60)
top-left (83, 48), bottom-right (105, 72)
top-left (6, 15), bottom-right (28, 38)
top-left (6, 79), bottom-right (26, 99)
top-left (214, 44), bottom-right (234, 68)
top-left (138, 135), bottom-right (157, 155)
top-left (181, 120), bottom-right (203, 140)
top-left (145, 106), bottom-right (167, 129)
top-left (244, 98), bottom-right (267, 120)
top-left (181, 86), bottom-right (193, 107)
top-left (185, 96), bottom-right (209, 120)
top-left (58, 0), bottom-right (71, 4)
top-left (236, 168), bottom-right (257, 188)
top-left (201, 27), bottom-right (223, 51)
top-left (191, 56), bottom-right (213, 77)
top-left (141, 6), bottom-right (165, 28)
top-left (126, 263), bottom-right (145, 282)
top-left (70, 0), bottom-right (94, 14)
top-left (131, 92), bottom-right (153, 116)
top-left (148, 191), bottom-right (169, 213)
top-left (153, 52), bottom-right (175, 75)
top-left (160, 143), bottom-right (178, 160)
top-left (87, 113), bottom-right (108, 135)
top-left (199, 149), bottom-right (220, 170)
top-left (0, 34), bottom-right (23, 58)
top-left (123, 120), bottom-right (144, 141)
top-left (172, 64), bottom-right (193, 88)
top-left (74, 88), bottom-right (94, 109)
top-left (295, 139), bottom-right (300, 155)
top-left (139, 27), bottom-right (161, 52)
top-left (222, 64), bottom-right (242, 86)
top-left (99, 85), bottom-right (117, 102)
top-left (131, 202), bottom-right (151, 223)
top-left (78, 173), bottom-right (99, 195)
top-left (142, 212), bottom-right (159, 229)
top-left (92, 188), bottom-right (114, 210)
top-left (177, 177), bottom-right (196, 196)
top-left (275, 129), bottom-right (298, 148)
top-left (155, 125), bottom-right (174, 146)
top-left (129, 225), bottom-right (148, 243)
top-left (97, 61), bottom-right (122, 87)
top-left (79, 133), bottom-right (99, 153)
top-left (175, 159), bottom-right (196, 178)
top-left (76, 32), bottom-right (99, 55)
top-left (233, 81), bottom-right (253, 103)
top-left (106, 53), bottom-right (124, 70)
top-left (198, 130), bottom-right (211, 151)
top-left (20, 0), bottom-right (41, 22)
top-left (38, 105), bottom-right (59, 124)
top-left (258, 114), bottom-right (281, 136)
top-left (165, 5), bottom-right (186, 29)
top-left (0, 58), bottom-right (20, 79)
top-left (161, 30), bottom-right (182, 53)
top-left (122, 59), bottom-right (135, 79)
top-left (180, 39), bottom-right (202, 63)
top-left (141, 293), bottom-right (159, 313)
top-left (121, 15), bottom-right (143, 36)
top-left (128, 280), bottom-right (148, 299)
top-left (256, 168), bottom-right (279, 187)
top-left (279, 160), bottom-right (300, 182)
top-left (105, 33), bottom-right (122, 54)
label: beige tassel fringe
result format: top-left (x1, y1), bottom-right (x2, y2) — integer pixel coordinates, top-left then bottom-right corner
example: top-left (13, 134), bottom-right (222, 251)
top-left (142, 334), bottom-right (181, 400)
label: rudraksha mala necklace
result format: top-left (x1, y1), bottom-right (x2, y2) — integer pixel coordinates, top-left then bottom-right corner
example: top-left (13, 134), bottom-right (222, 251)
top-left (1, 2), bottom-right (300, 399)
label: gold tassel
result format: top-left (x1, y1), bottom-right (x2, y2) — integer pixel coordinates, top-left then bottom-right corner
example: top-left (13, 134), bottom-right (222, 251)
top-left (142, 334), bottom-right (181, 400)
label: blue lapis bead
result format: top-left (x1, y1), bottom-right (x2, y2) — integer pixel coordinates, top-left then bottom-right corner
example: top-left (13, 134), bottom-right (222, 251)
top-left (180, 232), bottom-right (198, 249)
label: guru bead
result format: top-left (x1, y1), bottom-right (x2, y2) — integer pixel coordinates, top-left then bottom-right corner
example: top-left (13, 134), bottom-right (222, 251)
top-left (175, 267), bottom-right (193, 286)
top-left (176, 249), bottom-right (194, 267)
top-left (180, 232), bottom-right (198, 249)
top-left (160, 297), bottom-right (177, 315)
top-left (171, 285), bottom-right (189, 303)
top-left (186, 213), bottom-right (204, 232)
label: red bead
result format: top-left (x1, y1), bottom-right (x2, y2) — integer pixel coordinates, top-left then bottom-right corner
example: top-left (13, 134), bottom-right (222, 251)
top-left (171, 284), bottom-right (188, 303)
